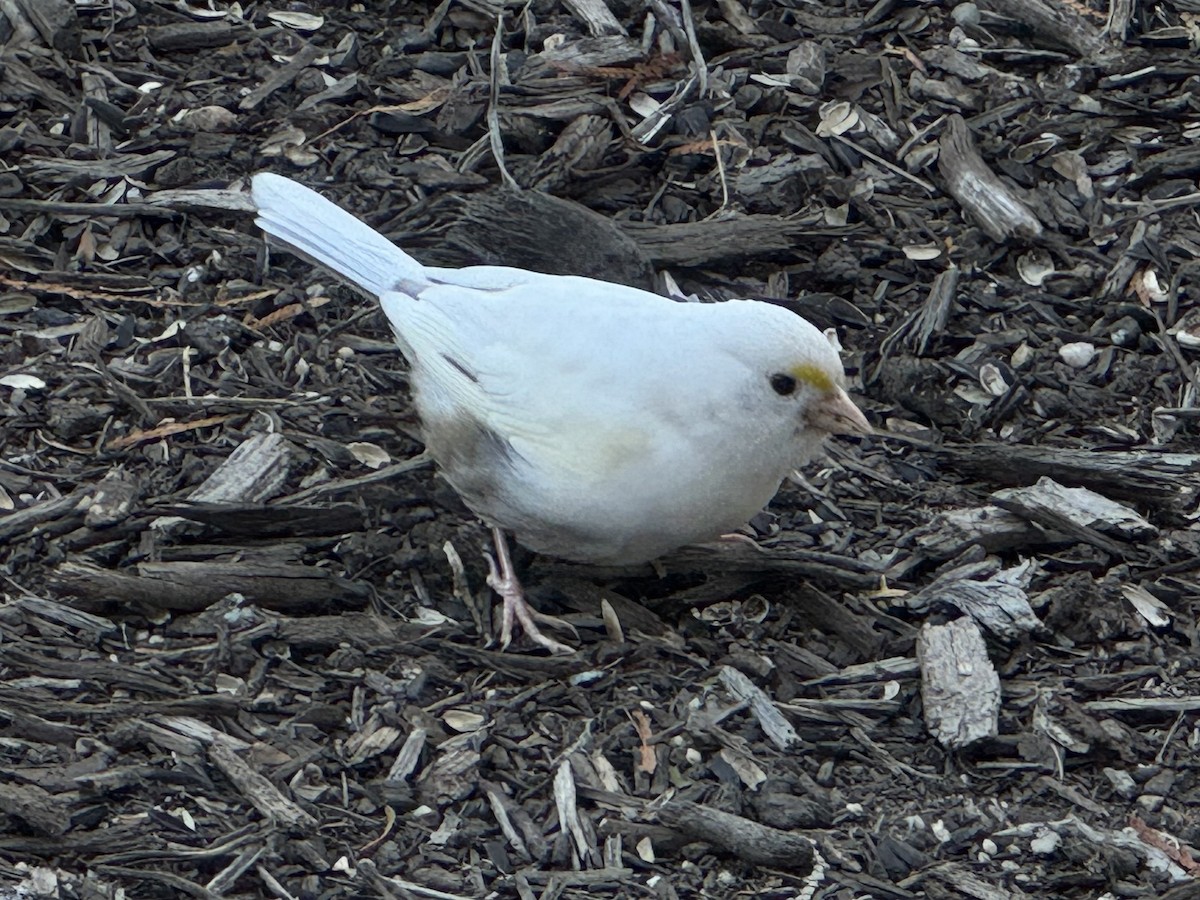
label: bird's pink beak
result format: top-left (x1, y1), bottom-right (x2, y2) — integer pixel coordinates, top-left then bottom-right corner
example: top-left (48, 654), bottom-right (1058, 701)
top-left (806, 387), bottom-right (872, 436)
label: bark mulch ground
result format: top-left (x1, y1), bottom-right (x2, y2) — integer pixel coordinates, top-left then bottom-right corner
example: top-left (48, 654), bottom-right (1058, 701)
top-left (3, 0), bottom-right (1200, 897)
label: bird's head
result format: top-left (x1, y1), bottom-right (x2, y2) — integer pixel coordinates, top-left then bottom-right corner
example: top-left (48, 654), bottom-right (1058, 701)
top-left (733, 301), bottom-right (872, 445)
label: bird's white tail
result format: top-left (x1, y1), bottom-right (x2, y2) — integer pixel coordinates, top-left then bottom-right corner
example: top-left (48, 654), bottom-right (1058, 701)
top-left (250, 173), bottom-right (427, 297)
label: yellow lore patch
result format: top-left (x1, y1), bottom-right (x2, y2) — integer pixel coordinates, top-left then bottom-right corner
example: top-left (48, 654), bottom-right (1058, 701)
top-left (789, 363), bottom-right (835, 393)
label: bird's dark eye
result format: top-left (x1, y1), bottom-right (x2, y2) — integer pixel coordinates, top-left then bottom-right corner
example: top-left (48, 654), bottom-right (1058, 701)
top-left (770, 373), bottom-right (797, 396)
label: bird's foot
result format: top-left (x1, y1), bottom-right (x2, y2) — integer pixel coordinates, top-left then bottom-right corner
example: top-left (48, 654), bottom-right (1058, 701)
top-left (485, 528), bottom-right (577, 654)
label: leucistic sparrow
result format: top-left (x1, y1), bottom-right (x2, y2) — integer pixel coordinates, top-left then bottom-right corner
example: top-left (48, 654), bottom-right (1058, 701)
top-left (250, 173), bottom-right (872, 653)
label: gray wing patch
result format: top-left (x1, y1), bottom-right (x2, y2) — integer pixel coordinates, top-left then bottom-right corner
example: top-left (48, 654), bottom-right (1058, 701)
top-left (440, 352), bottom-right (480, 384)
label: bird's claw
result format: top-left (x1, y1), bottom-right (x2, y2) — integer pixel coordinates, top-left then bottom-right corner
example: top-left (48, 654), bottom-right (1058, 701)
top-left (485, 530), bottom-right (577, 655)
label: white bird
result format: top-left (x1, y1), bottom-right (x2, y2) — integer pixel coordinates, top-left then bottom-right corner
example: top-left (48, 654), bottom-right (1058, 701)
top-left (251, 173), bottom-right (872, 653)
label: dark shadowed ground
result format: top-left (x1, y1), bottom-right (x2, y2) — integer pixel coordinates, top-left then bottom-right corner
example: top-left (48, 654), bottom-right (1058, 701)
top-left (3, 0), bottom-right (1200, 897)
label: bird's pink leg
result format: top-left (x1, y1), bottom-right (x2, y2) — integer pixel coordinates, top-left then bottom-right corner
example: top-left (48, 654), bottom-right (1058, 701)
top-left (484, 528), bottom-right (576, 654)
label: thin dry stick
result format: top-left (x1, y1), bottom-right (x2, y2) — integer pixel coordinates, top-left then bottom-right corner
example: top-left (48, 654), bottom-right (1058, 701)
top-left (704, 129), bottom-right (730, 218)
top-left (488, 15), bottom-right (519, 191)
top-left (678, 0), bottom-right (707, 97)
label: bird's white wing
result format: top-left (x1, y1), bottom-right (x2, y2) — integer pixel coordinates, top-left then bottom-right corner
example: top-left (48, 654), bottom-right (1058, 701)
top-left (381, 277), bottom-right (730, 484)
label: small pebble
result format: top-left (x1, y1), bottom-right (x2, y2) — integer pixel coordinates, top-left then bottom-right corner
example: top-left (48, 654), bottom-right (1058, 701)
top-left (1144, 770), bottom-right (1176, 795)
top-left (951, 2), bottom-right (981, 26)
top-left (1103, 767), bottom-right (1138, 799)
top-left (1109, 315), bottom-right (1141, 347)
top-left (1059, 341), bottom-right (1096, 368)
top-left (179, 105), bottom-right (237, 132)
top-left (1137, 794), bottom-right (1165, 813)
top-left (1030, 829), bottom-right (1060, 854)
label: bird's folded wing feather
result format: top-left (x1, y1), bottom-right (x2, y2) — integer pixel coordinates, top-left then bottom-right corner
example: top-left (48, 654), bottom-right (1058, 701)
top-left (380, 279), bottom-right (695, 481)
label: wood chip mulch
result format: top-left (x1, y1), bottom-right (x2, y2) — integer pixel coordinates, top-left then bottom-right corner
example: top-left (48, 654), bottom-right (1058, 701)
top-left (3, 0), bottom-right (1200, 897)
